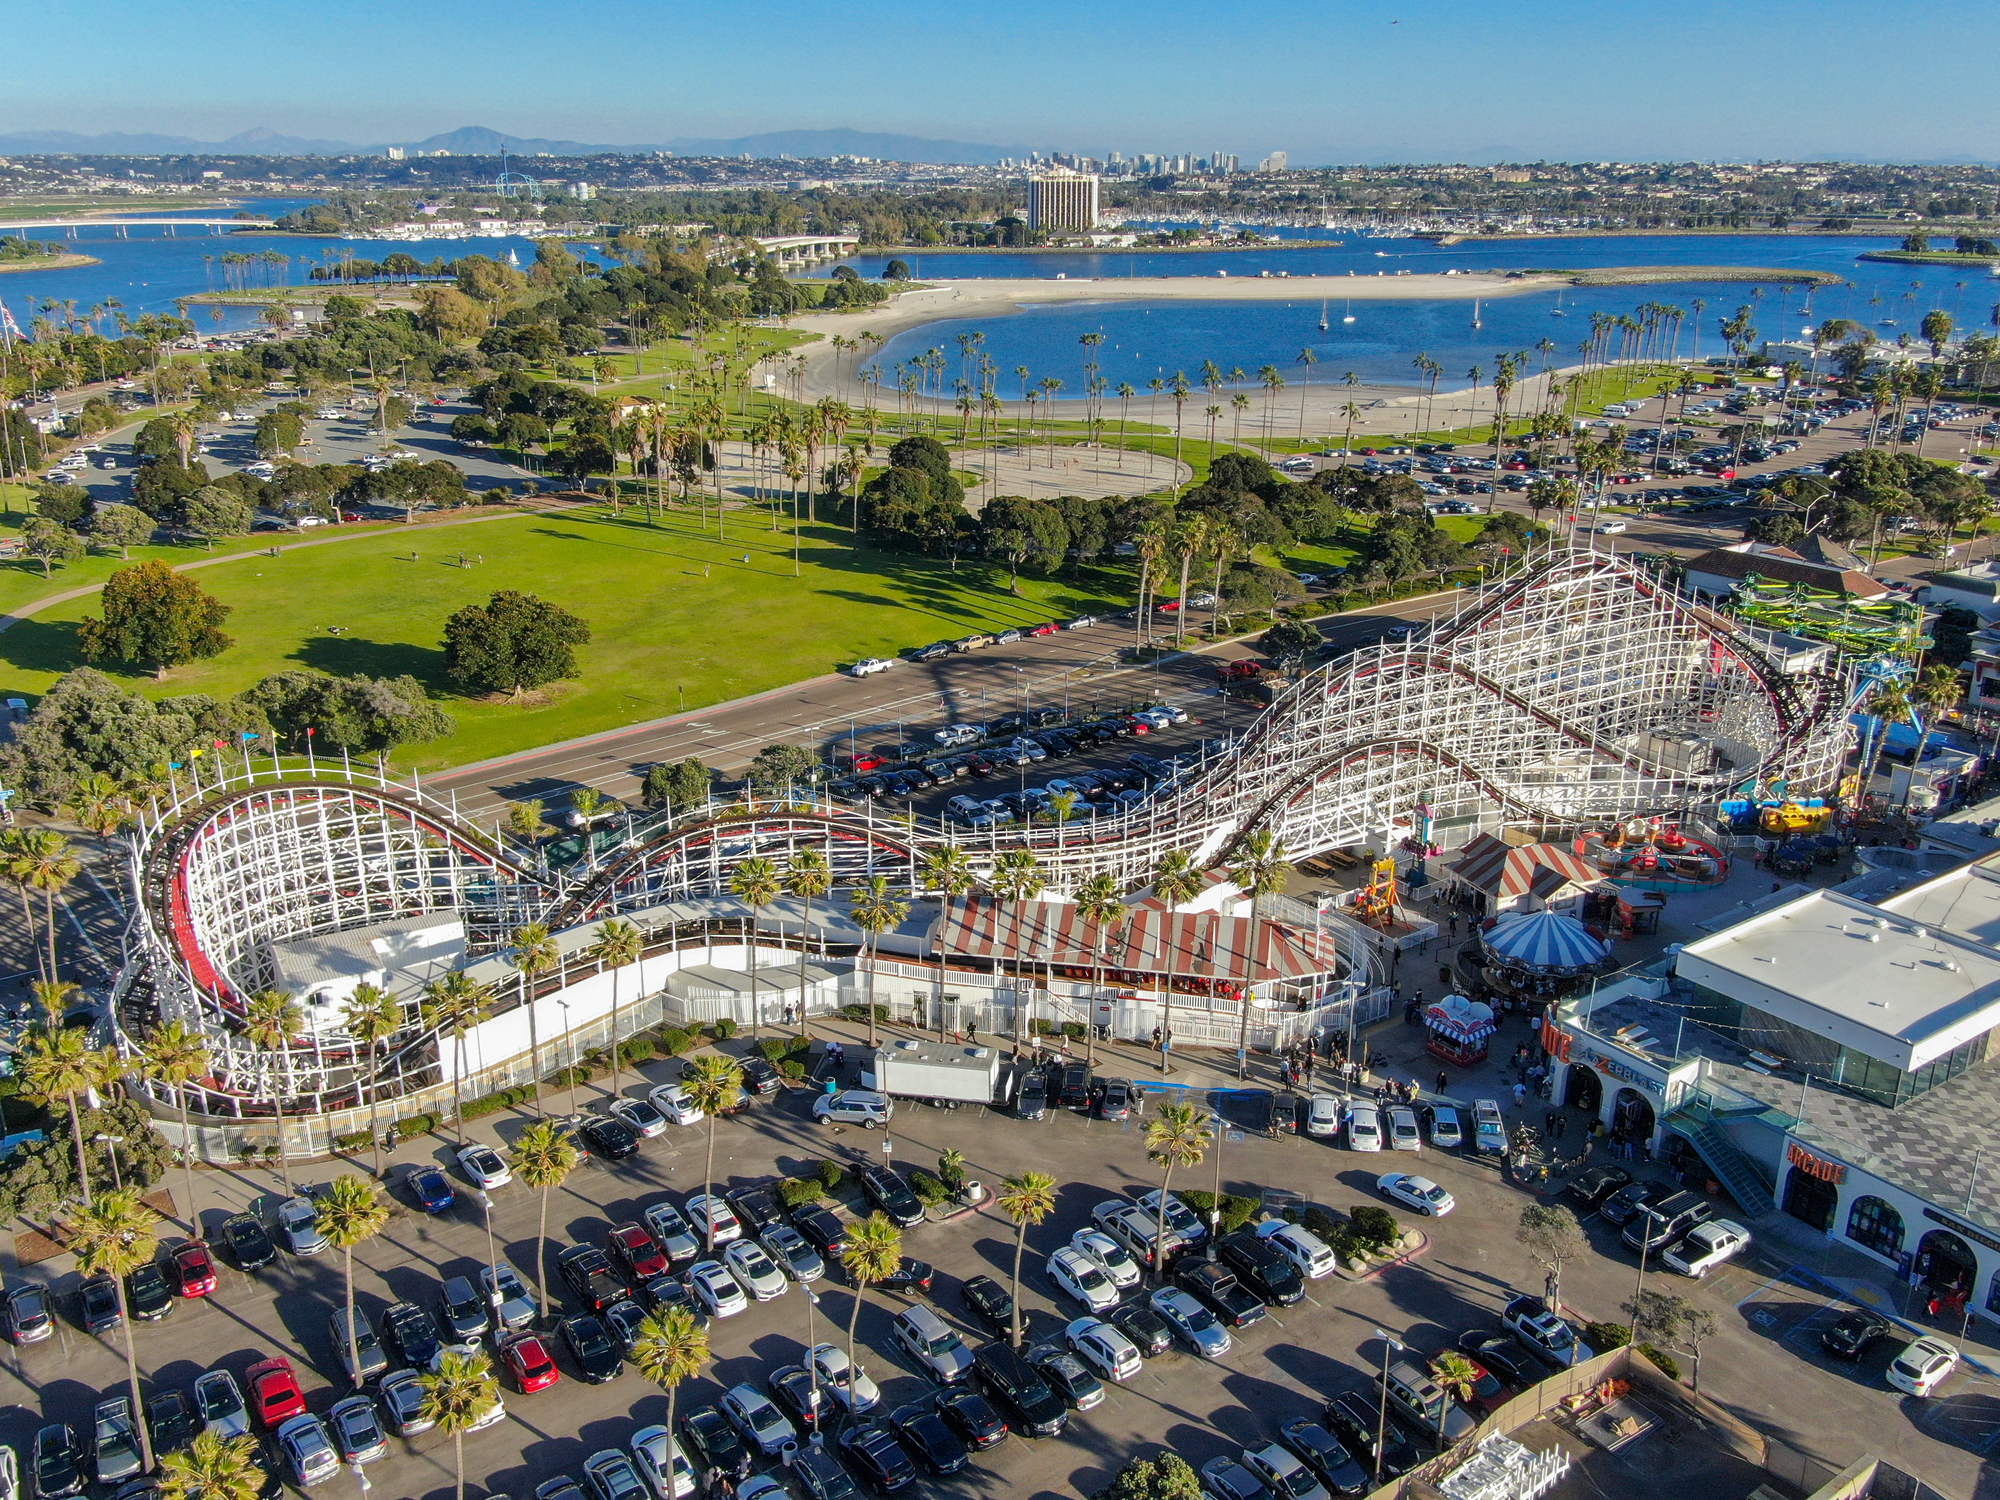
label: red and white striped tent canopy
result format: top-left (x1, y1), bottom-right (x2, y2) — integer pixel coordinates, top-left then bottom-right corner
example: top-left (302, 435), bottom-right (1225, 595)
top-left (934, 896), bottom-right (1343, 983)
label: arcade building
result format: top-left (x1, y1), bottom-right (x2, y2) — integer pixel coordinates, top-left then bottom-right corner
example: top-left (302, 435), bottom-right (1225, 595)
top-left (1542, 856), bottom-right (2000, 1326)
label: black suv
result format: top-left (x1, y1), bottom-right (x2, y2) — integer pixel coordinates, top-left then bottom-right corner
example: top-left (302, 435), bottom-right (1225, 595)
top-left (222, 1213), bottom-right (276, 1271)
top-left (1056, 1064), bottom-right (1093, 1111)
top-left (793, 1206), bottom-right (849, 1262)
top-left (381, 1300), bottom-right (441, 1368)
top-left (1324, 1392), bottom-right (1420, 1480)
top-left (1598, 1180), bottom-right (1665, 1227)
top-left (1563, 1164), bottom-right (1633, 1209)
top-left (970, 1343), bottom-right (1067, 1437)
top-left (1176, 1261), bottom-right (1266, 1328)
top-left (862, 1167), bottom-right (927, 1229)
top-left (1622, 1191), bottom-right (1711, 1255)
top-left (1216, 1230), bottom-right (1306, 1306)
top-left (725, 1186), bottom-right (784, 1235)
top-left (961, 1276), bottom-right (1016, 1338)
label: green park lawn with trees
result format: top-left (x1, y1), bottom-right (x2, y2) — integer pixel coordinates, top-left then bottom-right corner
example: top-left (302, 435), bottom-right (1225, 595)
top-left (0, 498), bottom-right (1131, 772)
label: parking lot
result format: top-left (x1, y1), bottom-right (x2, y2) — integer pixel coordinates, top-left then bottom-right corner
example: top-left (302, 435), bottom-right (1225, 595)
top-left (5, 1017), bottom-right (1996, 1500)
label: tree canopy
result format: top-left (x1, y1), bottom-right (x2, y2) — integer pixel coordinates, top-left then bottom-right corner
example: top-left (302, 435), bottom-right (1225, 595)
top-left (442, 590), bottom-right (592, 697)
top-left (75, 562), bottom-right (234, 678)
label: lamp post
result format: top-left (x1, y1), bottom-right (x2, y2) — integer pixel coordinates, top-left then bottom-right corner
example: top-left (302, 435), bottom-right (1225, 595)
top-left (1209, 1113), bottom-right (1226, 1259)
top-left (556, 1000), bottom-right (578, 1117)
top-left (801, 1285), bottom-right (824, 1445)
top-left (1370, 1327), bottom-right (1402, 1484)
top-left (474, 1190), bottom-right (501, 1327)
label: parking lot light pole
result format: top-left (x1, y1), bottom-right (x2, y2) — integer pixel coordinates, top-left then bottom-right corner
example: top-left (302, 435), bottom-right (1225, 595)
top-left (474, 1190), bottom-right (501, 1323)
top-left (1370, 1328), bottom-right (1401, 1483)
top-left (802, 1286), bottom-right (823, 1434)
top-left (1209, 1114), bottom-right (1226, 1259)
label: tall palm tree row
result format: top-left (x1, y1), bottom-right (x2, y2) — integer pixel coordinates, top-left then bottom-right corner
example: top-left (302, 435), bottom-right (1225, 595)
top-left (137, 1020), bottom-right (211, 1237)
top-left (242, 990), bottom-right (304, 1190)
top-left (919, 846), bottom-right (977, 1040)
top-left (507, 922), bottom-right (560, 1117)
top-left (70, 1189), bottom-right (159, 1471)
top-left (996, 1172), bottom-right (1056, 1347)
top-left (630, 1305), bottom-right (708, 1483)
top-left (729, 857), bottom-right (782, 1038)
top-left (1150, 850), bottom-right (1207, 1074)
top-left (683, 1056), bottom-right (744, 1253)
top-left (419, 1348), bottom-right (501, 1500)
top-left (847, 877), bottom-right (909, 1050)
top-left (785, 850), bottom-right (833, 1041)
top-left (1144, 1105), bottom-right (1212, 1284)
top-left (842, 1213), bottom-right (904, 1385)
top-left (1073, 874), bottom-right (1129, 1067)
top-left (1226, 830), bottom-right (1294, 1075)
top-left (422, 971), bottom-right (496, 1145)
top-left (513, 1118), bottom-right (580, 1323)
top-left (586, 919), bottom-right (645, 1098)
top-left (316, 1175), bottom-right (390, 1389)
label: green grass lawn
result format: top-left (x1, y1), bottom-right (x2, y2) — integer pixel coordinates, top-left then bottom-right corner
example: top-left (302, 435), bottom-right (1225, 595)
top-left (0, 499), bottom-right (1132, 773)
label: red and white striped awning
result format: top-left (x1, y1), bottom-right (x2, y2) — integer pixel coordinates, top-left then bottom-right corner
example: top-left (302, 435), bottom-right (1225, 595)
top-left (934, 897), bottom-right (1342, 982)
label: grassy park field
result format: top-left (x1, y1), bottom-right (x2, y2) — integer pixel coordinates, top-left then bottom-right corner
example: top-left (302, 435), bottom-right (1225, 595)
top-left (0, 496), bottom-right (1129, 772)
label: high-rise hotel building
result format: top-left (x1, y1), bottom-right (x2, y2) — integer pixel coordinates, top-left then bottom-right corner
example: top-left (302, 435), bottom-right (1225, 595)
top-left (1026, 168), bottom-right (1100, 232)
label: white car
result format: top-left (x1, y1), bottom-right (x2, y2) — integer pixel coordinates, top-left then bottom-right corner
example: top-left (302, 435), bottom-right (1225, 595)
top-left (1048, 1246), bottom-right (1120, 1313)
top-left (847, 658), bottom-right (893, 677)
top-left (648, 1084), bottom-right (703, 1126)
top-left (684, 1195), bottom-right (743, 1245)
top-left (631, 1423), bottom-right (696, 1500)
top-left (723, 1240), bottom-right (789, 1302)
top-left (643, 1200), bottom-right (700, 1263)
top-left (1887, 1337), bottom-right (1959, 1397)
top-left (1663, 1220), bottom-right (1749, 1278)
top-left (1596, 520), bottom-right (1628, 534)
top-left (276, 1414), bottom-right (340, 1488)
top-left (1253, 1219), bottom-right (1338, 1279)
top-left (609, 1097), bottom-right (670, 1138)
top-left (1065, 1317), bottom-right (1142, 1382)
top-left (1377, 1173), bottom-right (1455, 1217)
top-left (1305, 1094), bottom-right (1341, 1138)
top-left (1344, 1104), bottom-right (1384, 1152)
top-left (1425, 1105), bottom-right (1463, 1149)
top-left (456, 1142), bottom-right (512, 1189)
top-left (809, 1341), bottom-right (881, 1412)
top-left (687, 1260), bottom-right (748, 1318)
top-left (1386, 1106), bottom-right (1422, 1152)
top-left (1070, 1229), bottom-right (1141, 1290)
top-left (932, 724), bottom-right (981, 747)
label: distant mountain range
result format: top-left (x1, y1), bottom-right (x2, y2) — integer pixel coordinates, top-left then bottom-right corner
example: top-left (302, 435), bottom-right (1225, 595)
top-left (0, 123), bottom-right (1027, 165)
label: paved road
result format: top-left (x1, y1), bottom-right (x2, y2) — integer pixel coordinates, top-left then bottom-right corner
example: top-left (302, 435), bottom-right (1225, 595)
top-left (1, 1013), bottom-right (1985, 1500)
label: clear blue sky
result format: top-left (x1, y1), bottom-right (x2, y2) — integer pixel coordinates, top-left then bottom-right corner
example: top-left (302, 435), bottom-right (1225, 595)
top-left (12, 0), bottom-right (1997, 163)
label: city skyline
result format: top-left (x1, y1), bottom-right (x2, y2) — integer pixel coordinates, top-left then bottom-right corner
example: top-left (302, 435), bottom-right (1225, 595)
top-left (8, 0), bottom-right (1997, 166)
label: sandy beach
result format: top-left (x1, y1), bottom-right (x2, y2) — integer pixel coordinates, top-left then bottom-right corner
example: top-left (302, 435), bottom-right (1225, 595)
top-left (786, 270), bottom-right (1566, 436)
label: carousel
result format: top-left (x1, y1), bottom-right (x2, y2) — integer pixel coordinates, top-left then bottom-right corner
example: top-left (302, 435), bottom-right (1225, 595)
top-left (1423, 994), bottom-right (1498, 1067)
top-left (1477, 910), bottom-right (1614, 999)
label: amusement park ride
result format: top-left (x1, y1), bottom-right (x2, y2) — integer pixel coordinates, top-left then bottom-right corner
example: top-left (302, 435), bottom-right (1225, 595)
top-left (112, 547), bottom-right (1863, 1126)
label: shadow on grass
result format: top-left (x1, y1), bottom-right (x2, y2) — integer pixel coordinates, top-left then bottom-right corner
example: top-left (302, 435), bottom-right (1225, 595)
top-left (0, 615), bottom-right (86, 679)
top-left (292, 634), bottom-right (451, 690)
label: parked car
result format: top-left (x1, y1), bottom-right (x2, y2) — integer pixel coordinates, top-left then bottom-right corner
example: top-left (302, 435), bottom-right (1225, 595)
top-left (501, 1331), bottom-right (562, 1392)
top-left (961, 1276), bottom-right (1016, 1338)
top-left (1376, 1358), bottom-right (1477, 1445)
top-left (247, 1357), bottom-right (307, 1429)
top-left (561, 1313), bottom-right (625, 1384)
top-left (170, 1242), bottom-right (217, 1297)
top-left (327, 1394), bottom-right (388, 1465)
top-left (891, 1305), bottom-right (973, 1384)
top-left (810, 1341), bottom-right (881, 1413)
top-left (970, 1342), bottom-right (1068, 1437)
top-left (837, 1421), bottom-right (918, 1494)
top-left (1254, 1219), bottom-right (1338, 1280)
top-left (457, 1142), bottom-right (513, 1188)
top-left (1108, 1299), bottom-right (1175, 1357)
top-left (223, 1213), bottom-right (276, 1271)
top-left (1048, 1247), bottom-right (1121, 1313)
top-left (276, 1197), bottom-right (327, 1255)
top-left (1821, 1309), bottom-right (1895, 1362)
top-left (1065, 1317), bottom-right (1143, 1382)
top-left (77, 1274), bottom-right (122, 1335)
top-left (91, 1398), bottom-right (144, 1488)
top-left (888, 1402), bottom-right (969, 1477)
top-left (1503, 1295), bottom-right (1596, 1368)
top-left (720, 1383), bottom-right (796, 1458)
top-left (1177, 1261), bottom-right (1265, 1328)
top-left (193, 1369), bottom-right (251, 1440)
top-left (723, 1240), bottom-right (789, 1302)
top-left (126, 1264), bottom-right (172, 1322)
top-left (1344, 1104), bottom-right (1383, 1152)
top-left (688, 1261), bottom-right (749, 1319)
top-left (1564, 1164), bottom-right (1633, 1209)
top-left (280, 1415), bottom-right (342, 1491)
top-left (32, 1424), bottom-right (83, 1500)
top-left (861, 1167), bottom-right (926, 1229)
top-left (1377, 1172), bottom-right (1455, 1217)
top-left (1662, 1219), bottom-right (1749, 1278)
top-left (380, 1300), bottom-right (442, 1368)
top-left (405, 1165), bottom-right (457, 1214)
top-left (1887, 1337), bottom-right (1959, 1397)
top-left (1149, 1287), bottom-right (1232, 1358)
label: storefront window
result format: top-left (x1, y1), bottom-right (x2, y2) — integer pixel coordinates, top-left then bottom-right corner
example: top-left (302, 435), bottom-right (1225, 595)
top-left (1846, 1196), bottom-right (1905, 1261)
top-left (1783, 1165), bottom-right (1838, 1232)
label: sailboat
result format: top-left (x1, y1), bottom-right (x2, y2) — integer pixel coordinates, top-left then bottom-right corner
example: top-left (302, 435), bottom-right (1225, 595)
top-left (1471, 298), bottom-right (1482, 329)
top-left (1550, 287), bottom-right (1568, 317)
top-left (1342, 298), bottom-right (1354, 324)
top-left (1318, 298), bottom-right (1329, 332)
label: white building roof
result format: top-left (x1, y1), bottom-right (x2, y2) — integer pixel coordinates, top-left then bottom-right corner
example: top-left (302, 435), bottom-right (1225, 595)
top-left (1678, 887), bottom-right (2000, 1072)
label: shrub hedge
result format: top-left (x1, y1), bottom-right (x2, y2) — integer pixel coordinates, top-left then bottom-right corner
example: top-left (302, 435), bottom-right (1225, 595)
top-left (1348, 1205), bottom-right (1402, 1252)
top-left (909, 1170), bottom-right (950, 1206)
top-left (817, 1159), bottom-right (847, 1193)
top-left (1179, 1190), bottom-right (1260, 1236)
top-left (777, 1176), bottom-right (825, 1209)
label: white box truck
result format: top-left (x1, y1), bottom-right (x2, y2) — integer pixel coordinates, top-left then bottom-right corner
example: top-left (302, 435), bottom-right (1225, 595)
top-left (860, 1039), bottom-right (1006, 1109)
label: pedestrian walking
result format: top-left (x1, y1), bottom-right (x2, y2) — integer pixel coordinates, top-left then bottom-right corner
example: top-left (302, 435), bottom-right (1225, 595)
top-left (1513, 1081), bottom-right (1527, 1108)
top-left (1436, 1070), bottom-right (1449, 1095)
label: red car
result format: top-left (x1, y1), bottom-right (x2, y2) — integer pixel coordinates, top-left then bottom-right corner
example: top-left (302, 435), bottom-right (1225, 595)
top-left (1158, 600), bottom-right (1182, 613)
top-left (1029, 622), bottom-right (1061, 637)
top-left (1457, 1354), bottom-right (1511, 1412)
top-left (1123, 718), bottom-right (1151, 735)
top-left (609, 1224), bottom-right (668, 1282)
top-left (247, 1357), bottom-right (306, 1428)
top-left (500, 1332), bottom-right (561, 1393)
top-left (171, 1242), bottom-right (217, 1298)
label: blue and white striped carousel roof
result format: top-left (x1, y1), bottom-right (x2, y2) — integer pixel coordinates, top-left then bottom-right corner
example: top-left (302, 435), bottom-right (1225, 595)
top-left (1483, 910), bottom-right (1610, 972)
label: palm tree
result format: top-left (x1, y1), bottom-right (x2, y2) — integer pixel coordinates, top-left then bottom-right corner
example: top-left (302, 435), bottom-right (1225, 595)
top-left (1859, 683), bottom-right (1913, 797)
top-left (0, 830), bottom-right (46, 977)
top-left (1904, 665), bottom-right (1965, 806)
top-left (784, 850), bottom-right (833, 1041)
top-left (138, 1020), bottom-right (211, 1237)
top-left (848, 876), bottom-right (908, 1049)
top-left (1429, 1353), bottom-right (1480, 1446)
top-left (631, 1305), bottom-right (708, 1480)
top-left (159, 1430), bottom-right (264, 1500)
top-left (14, 829), bottom-right (79, 985)
top-left (842, 1212), bottom-right (904, 1388)
top-left (995, 1172), bottom-right (1056, 1347)
top-left (1227, 830), bottom-right (1293, 1074)
top-left (338, 984), bottom-right (401, 1177)
top-left (419, 1348), bottom-right (501, 1500)
top-left (422, 971), bottom-right (495, 1144)
top-left (988, 849), bottom-right (1045, 1027)
top-left (70, 1188), bottom-right (157, 1470)
top-left (19, 1024), bottom-right (115, 1207)
top-left (729, 857), bottom-right (782, 1038)
top-left (585, 918), bottom-right (645, 1098)
top-left (1144, 1104), bottom-right (1211, 1284)
top-left (919, 846), bottom-right (977, 1039)
top-left (1150, 850), bottom-right (1206, 1074)
top-left (1074, 875), bottom-right (1129, 1066)
top-left (68, 772), bottom-right (129, 837)
top-left (242, 990), bottom-right (304, 1190)
top-left (513, 1118), bottom-right (579, 1322)
top-left (316, 1174), bottom-right (390, 1387)
top-left (506, 923), bottom-right (560, 1117)
top-left (683, 1056), bottom-right (744, 1253)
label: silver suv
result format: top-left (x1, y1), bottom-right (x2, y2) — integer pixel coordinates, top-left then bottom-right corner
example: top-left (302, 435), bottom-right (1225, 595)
top-left (891, 1305), bottom-right (973, 1383)
top-left (812, 1090), bottom-right (893, 1129)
